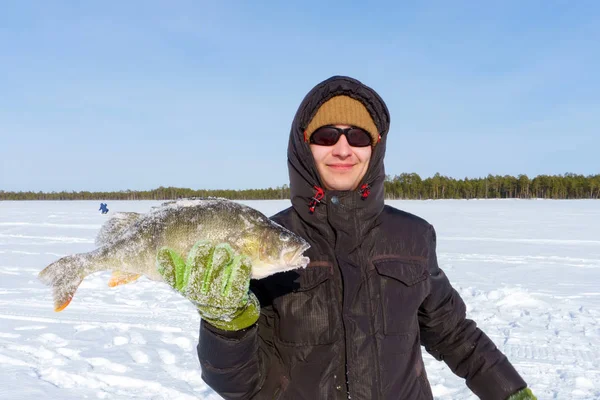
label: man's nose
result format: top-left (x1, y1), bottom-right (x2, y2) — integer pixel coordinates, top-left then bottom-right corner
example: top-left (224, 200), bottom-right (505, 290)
top-left (332, 135), bottom-right (352, 157)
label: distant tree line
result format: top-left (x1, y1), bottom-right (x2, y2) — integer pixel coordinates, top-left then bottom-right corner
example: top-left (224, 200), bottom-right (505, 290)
top-left (1, 174), bottom-right (599, 201)
top-left (383, 173), bottom-right (600, 200)
top-left (0, 185), bottom-right (291, 201)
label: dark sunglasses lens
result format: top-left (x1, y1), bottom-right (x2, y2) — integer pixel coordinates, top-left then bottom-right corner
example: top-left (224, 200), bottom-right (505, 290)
top-left (311, 127), bottom-right (340, 146)
top-left (346, 128), bottom-right (372, 147)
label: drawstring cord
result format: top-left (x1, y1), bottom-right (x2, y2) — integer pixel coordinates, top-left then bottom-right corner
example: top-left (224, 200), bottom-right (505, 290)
top-left (359, 183), bottom-right (371, 199)
top-left (308, 184), bottom-right (371, 213)
top-left (308, 186), bottom-right (325, 213)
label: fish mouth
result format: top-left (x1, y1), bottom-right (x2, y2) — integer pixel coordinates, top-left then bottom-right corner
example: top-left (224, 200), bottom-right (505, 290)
top-left (281, 242), bottom-right (311, 268)
top-left (251, 242), bottom-right (312, 280)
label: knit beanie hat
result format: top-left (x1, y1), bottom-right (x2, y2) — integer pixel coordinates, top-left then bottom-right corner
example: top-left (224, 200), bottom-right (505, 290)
top-left (304, 95), bottom-right (380, 146)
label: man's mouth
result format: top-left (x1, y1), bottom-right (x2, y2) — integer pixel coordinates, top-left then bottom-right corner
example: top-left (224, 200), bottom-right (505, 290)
top-left (328, 164), bottom-right (355, 170)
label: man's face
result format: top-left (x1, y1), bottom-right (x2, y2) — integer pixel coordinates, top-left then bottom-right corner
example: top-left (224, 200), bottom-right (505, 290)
top-left (310, 124), bottom-right (372, 191)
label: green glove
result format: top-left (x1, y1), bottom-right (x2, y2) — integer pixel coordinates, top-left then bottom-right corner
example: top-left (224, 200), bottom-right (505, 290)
top-left (156, 240), bottom-right (259, 331)
top-left (507, 388), bottom-right (537, 400)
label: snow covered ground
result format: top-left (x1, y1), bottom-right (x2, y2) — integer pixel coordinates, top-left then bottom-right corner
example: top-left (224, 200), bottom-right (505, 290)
top-left (0, 199), bottom-right (598, 400)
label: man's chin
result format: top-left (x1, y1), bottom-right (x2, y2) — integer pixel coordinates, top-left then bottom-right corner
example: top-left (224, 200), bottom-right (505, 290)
top-left (323, 180), bottom-right (358, 191)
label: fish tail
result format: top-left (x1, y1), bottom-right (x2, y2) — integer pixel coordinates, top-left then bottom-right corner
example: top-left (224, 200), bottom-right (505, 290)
top-left (38, 255), bottom-right (87, 312)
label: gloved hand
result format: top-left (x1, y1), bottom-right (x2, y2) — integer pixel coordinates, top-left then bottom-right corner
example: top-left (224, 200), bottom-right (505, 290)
top-left (156, 240), bottom-right (259, 331)
top-left (507, 388), bottom-right (537, 400)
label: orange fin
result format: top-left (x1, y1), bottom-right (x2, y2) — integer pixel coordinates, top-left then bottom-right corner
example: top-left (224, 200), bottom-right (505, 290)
top-left (52, 279), bottom-right (82, 312)
top-left (55, 296), bottom-right (73, 312)
top-left (108, 271), bottom-right (141, 287)
top-left (38, 255), bottom-right (85, 312)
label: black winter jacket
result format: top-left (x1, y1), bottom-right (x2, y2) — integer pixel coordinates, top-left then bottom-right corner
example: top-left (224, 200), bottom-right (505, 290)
top-left (197, 76), bottom-right (527, 399)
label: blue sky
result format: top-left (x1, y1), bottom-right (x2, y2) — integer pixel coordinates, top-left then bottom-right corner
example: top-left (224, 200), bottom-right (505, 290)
top-left (1, 1), bottom-right (598, 192)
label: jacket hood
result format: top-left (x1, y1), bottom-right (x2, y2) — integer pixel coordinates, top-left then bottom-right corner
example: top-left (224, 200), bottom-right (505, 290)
top-left (287, 76), bottom-right (391, 232)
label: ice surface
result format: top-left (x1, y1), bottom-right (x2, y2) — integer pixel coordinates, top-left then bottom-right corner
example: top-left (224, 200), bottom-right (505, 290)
top-left (0, 199), bottom-right (599, 399)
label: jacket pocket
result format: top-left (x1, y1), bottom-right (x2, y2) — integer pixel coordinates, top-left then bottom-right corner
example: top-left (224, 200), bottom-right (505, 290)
top-left (273, 264), bottom-right (335, 346)
top-left (373, 258), bottom-right (430, 338)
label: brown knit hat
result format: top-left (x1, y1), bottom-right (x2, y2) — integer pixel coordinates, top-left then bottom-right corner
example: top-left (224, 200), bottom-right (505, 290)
top-left (304, 95), bottom-right (379, 146)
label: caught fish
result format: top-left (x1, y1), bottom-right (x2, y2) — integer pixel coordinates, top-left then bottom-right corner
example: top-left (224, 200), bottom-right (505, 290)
top-left (38, 198), bottom-right (311, 311)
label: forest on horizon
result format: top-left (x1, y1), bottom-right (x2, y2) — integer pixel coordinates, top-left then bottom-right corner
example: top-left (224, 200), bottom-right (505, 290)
top-left (1, 173), bottom-right (599, 201)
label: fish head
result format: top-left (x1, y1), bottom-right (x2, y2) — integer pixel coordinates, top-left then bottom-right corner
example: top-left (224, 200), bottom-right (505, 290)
top-left (240, 221), bottom-right (310, 280)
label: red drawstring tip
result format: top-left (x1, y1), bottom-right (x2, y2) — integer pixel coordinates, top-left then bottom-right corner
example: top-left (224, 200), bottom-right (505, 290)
top-left (360, 184), bottom-right (371, 199)
top-left (308, 185), bottom-right (325, 213)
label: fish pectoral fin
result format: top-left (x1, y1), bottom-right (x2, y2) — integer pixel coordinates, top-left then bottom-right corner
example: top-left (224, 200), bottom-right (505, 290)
top-left (108, 271), bottom-right (142, 287)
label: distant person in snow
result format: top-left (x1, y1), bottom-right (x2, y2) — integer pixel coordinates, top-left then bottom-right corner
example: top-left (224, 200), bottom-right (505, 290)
top-left (156, 76), bottom-right (537, 399)
top-left (99, 203), bottom-right (109, 214)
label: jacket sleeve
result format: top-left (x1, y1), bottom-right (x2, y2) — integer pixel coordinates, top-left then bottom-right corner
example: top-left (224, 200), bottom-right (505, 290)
top-left (197, 320), bottom-right (262, 399)
top-left (197, 286), bottom-right (285, 400)
top-left (418, 224), bottom-right (527, 400)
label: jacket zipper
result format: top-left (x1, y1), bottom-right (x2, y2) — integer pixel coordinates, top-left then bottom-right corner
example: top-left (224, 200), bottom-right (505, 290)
top-left (337, 257), bottom-right (352, 399)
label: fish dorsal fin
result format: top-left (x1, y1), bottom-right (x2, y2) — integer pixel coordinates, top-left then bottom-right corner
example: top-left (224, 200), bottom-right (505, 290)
top-left (95, 212), bottom-right (142, 246)
top-left (108, 271), bottom-right (142, 287)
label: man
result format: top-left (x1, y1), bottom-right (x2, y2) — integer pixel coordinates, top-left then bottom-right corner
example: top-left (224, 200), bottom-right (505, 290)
top-left (158, 76), bottom-right (536, 399)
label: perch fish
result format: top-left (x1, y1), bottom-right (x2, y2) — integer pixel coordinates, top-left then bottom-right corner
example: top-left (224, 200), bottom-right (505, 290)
top-left (38, 198), bottom-right (310, 311)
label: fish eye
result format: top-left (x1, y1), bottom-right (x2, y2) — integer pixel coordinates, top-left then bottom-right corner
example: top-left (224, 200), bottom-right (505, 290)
top-left (279, 232), bottom-right (291, 242)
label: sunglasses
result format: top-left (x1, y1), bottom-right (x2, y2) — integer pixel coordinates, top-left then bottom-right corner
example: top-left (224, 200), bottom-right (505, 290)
top-left (309, 126), bottom-right (373, 147)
